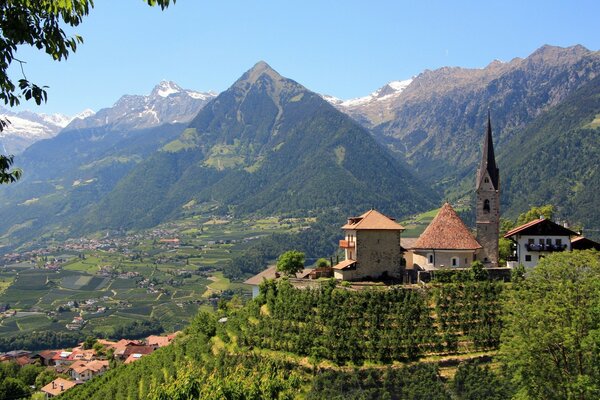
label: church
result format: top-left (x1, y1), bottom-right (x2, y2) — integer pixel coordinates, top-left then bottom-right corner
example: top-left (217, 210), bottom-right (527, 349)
top-left (245, 115), bottom-right (504, 290)
top-left (331, 113), bottom-right (502, 280)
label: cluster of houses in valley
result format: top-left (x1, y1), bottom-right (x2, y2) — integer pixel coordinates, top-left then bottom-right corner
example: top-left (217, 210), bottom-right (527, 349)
top-left (246, 115), bottom-right (600, 294)
top-left (0, 333), bottom-right (178, 398)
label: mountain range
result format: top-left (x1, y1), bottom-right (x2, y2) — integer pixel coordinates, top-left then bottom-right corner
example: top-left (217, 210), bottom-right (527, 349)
top-left (0, 107), bottom-right (94, 154)
top-left (0, 44), bottom-right (599, 250)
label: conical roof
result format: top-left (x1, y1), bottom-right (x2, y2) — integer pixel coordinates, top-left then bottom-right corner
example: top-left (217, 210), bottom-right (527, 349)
top-left (476, 111), bottom-right (499, 190)
top-left (412, 203), bottom-right (482, 250)
top-left (342, 209), bottom-right (404, 230)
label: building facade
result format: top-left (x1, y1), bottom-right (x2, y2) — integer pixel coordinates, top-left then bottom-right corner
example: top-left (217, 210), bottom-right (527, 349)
top-left (504, 218), bottom-right (578, 268)
top-left (333, 209), bottom-right (405, 281)
top-left (475, 113), bottom-right (500, 266)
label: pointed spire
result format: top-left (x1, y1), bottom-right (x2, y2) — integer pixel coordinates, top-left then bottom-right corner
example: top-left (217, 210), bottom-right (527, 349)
top-left (477, 110), bottom-right (499, 189)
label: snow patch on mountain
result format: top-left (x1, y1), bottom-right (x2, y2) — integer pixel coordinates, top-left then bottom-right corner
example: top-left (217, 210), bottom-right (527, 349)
top-left (337, 79), bottom-right (413, 108)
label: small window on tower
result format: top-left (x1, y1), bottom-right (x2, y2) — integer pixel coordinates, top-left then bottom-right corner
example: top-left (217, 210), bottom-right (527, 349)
top-left (484, 177), bottom-right (489, 183)
top-left (483, 199), bottom-right (490, 212)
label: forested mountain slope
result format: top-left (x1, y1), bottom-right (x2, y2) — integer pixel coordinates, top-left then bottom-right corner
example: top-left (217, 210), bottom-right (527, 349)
top-left (86, 62), bottom-right (437, 231)
top-left (500, 74), bottom-right (600, 231)
top-left (333, 45), bottom-right (600, 194)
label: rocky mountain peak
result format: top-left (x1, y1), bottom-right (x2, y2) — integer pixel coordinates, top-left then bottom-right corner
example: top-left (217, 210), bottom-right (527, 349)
top-left (236, 61), bottom-right (287, 88)
top-left (151, 81), bottom-right (184, 98)
top-left (65, 81), bottom-right (217, 132)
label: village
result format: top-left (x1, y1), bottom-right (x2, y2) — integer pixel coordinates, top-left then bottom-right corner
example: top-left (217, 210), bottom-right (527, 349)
top-left (0, 332), bottom-right (179, 397)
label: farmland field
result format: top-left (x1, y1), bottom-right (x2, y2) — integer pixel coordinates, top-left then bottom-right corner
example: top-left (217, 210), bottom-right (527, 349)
top-left (0, 213), bottom-right (311, 339)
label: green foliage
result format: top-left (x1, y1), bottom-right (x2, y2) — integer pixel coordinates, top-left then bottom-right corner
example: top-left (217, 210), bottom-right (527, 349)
top-left (510, 264), bottom-right (526, 283)
top-left (0, 154), bottom-right (21, 184)
top-left (82, 335), bottom-right (97, 350)
top-left (0, 376), bottom-right (30, 399)
top-left (515, 204), bottom-right (555, 226)
top-left (0, 331), bottom-right (83, 352)
top-left (501, 250), bottom-right (600, 399)
top-left (453, 361), bottom-right (514, 400)
top-left (110, 318), bottom-right (163, 340)
top-left (315, 258), bottom-right (330, 268)
top-left (498, 237), bottom-right (512, 266)
top-left (434, 282), bottom-right (503, 350)
top-left (276, 250), bottom-right (305, 276)
top-left (186, 311), bottom-right (217, 337)
top-left (35, 369), bottom-right (58, 389)
top-left (233, 280), bottom-right (503, 364)
top-left (307, 364), bottom-right (451, 400)
top-left (470, 261), bottom-right (488, 281)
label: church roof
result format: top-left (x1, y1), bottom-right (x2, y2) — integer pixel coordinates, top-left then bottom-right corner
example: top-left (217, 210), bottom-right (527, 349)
top-left (412, 203), bottom-right (482, 250)
top-left (341, 209), bottom-right (405, 231)
top-left (476, 112), bottom-right (499, 190)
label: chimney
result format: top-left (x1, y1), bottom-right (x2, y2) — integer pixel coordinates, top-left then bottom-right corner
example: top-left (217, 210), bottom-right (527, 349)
top-left (60, 383), bottom-right (64, 391)
top-left (52, 381), bottom-right (56, 389)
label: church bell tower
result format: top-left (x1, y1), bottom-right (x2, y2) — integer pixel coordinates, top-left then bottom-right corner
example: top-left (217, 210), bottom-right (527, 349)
top-left (476, 112), bottom-right (500, 266)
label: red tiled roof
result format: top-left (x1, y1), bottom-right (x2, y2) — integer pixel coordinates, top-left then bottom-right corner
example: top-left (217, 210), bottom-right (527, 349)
top-left (412, 203), bottom-right (482, 250)
top-left (342, 209), bottom-right (405, 231)
top-left (332, 259), bottom-right (357, 270)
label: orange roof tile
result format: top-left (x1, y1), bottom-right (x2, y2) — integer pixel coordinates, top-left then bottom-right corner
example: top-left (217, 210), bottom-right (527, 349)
top-left (332, 259), bottom-right (357, 270)
top-left (412, 203), bottom-right (482, 250)
top-left (41, 378), bottom-right (77, 396)
top-left (341, 209), bottom-right (405, 231)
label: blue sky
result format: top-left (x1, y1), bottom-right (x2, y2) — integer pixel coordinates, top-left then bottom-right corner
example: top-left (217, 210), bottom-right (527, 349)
top-left (8, 0), bottom-right (600, 115)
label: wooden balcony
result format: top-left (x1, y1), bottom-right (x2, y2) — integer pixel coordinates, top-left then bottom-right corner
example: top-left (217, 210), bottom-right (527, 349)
top-left (526, 243), bottom-right (567, 252)
top-left (339, 240), bottom-right (355, 249)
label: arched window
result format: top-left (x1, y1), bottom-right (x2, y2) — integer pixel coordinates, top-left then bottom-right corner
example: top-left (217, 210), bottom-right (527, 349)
top-left (427, 254), bottom-right (434, 265)
top-left (484, 177), bottom-right (489, 183)
top-left (483, 199), bottom-right (490, 212)
top-left (451, 257), bottom-right (458, 267)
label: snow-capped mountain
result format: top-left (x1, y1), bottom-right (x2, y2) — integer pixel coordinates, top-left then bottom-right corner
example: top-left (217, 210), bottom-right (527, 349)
top-left (66, 81), bottom-right (218, 132)
top-left (0, 107), bottom-right (95, 154)
top-left (322, 79), bottom-right (413, 127)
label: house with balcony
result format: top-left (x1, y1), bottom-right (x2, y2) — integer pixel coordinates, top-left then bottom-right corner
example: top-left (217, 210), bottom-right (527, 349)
top-left (332, 209), bottom-right (405, 281)
top-left (503, 218), bottom-right (578, 268)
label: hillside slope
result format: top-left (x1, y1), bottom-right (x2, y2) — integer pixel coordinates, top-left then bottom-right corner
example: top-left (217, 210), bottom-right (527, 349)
top-left (332, 45), bottom-right (600, 195)
top-left (500, 74), bottom-right (600, 232)
top-left (87, 62), bottom-right (437, 231)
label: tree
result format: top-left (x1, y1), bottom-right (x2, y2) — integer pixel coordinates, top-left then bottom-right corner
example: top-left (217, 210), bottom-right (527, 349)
top-left (0, 0), bottom-right (175, 183)
top-left (0, 377), bottom-right (31, 399)
top-left (469, 261), bottom-right (488, 281)
top-left (516, 204), bottom-right (555, 226)
top-left (276, 250), bottom-right (305, 276)
top-left (315, 258), bottom-right (329, 268)
top-left (501, 250), bottom-right (600, 399)
top-left (82, 335), bottom-right (97, 350)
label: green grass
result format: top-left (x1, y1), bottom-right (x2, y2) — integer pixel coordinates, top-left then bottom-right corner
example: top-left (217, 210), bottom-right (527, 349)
top-left (63, 256), bottom-right (102, 273)
top-left (401, 207), bottom-right (440, 237)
